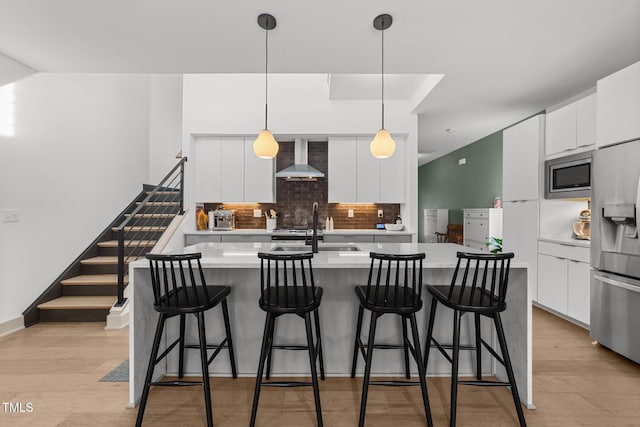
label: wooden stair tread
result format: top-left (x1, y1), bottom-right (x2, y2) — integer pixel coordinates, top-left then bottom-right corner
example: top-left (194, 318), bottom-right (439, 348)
top-left (61, 274), bottom-right (129, 285)
top-left (111, 226), bottom-right (167, 232)
top-left (80, 256), bottom-right (141, 265)
top-left (124, 213), bottom-right (175, 218)
top-left (37, 296), bottom-right (116, 310)
top-left (97, 240), bottom-right (157, 248)
top-left (145, 190), bottom-right (180, 195)
top-left (136, 201), bottom-right (179, 206)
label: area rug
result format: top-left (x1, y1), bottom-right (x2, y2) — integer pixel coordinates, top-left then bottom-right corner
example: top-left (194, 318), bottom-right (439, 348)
top-left (100, 359), bottom-right (129, 382)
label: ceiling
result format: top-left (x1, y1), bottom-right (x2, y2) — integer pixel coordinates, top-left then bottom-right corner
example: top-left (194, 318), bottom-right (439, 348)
top-left (1, 0), bottom-right (639, 164)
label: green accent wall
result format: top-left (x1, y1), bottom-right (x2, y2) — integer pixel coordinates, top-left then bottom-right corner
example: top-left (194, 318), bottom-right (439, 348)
top-left (418, 131), bottom-right (503, 242)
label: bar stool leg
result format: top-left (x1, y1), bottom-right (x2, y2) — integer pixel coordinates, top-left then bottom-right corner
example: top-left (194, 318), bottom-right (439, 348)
top-left (358, 312), bottom-right (378, 427)
top-left (350, 305), bottom-right (365, 377)
top-left (265, 317), bottom-right (276, 380)
top-left (401, 316), bottom-right (411, 379)
top-left (136, 313), bottom-right (167, 427)
top-left (178, 314), bottom-right (186, 379)
top-left (250, 313), bottom-right (274, 426)
top-left (423, 298), bottom-right (438, 371)
top-left (408, 313), bottom-right (434, 427)
top-left (450, 310), bottom-right (462, 427)
top-left (221, 298), bottom-right (237, 378)
top-left (313, 308), bottom-right (326, 380)
top-left (196, 311), bottom-right (213, 427)
top-left (474, 313), bottom-right (482, 380)
top-left (305, 313), bottom-right (323, 427)
top-left (493, 313), bottom-right (527, 427)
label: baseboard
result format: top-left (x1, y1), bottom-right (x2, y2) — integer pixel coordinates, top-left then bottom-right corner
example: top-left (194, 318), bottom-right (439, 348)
top-left (0, 316), bottom-right (24, 337)
top-left (106, 299), bottom-right (130, 330)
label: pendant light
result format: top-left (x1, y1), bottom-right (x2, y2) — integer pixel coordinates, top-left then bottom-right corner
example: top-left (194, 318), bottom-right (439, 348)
top-left (253, 13), bottom-right (279, 159)
top-left (370, 14), bottom-right (396, 159)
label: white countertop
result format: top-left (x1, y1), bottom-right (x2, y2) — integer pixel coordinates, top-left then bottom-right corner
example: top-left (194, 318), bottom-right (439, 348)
top-left (184, 228), bottom-right (414, 236)
top-left (132, 242), bottom-right (529, 270)
top-left (538, 236), bottom-right (590, 248)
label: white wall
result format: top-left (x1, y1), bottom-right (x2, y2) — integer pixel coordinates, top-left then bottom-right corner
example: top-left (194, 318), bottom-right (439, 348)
top-left (181, 74), bottom-right (419, 233)
top-left (0, 73), bottom-right (151, 324)
top-left (148, 74), bottom-right (183, 183)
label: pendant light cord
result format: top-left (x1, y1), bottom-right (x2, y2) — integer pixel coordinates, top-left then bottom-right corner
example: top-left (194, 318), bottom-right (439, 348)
top-left (264, 25), bottom-right (269, 130)
top-left (381, 22), bottom-right (385, 130)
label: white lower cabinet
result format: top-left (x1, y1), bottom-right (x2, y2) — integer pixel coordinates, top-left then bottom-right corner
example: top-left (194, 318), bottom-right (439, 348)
top-left (537, 254), bottom-right (568, 314)
top-left (567, 260), bottom-right (590, 324)
top-left (537, 241), bottom-right (590, 325)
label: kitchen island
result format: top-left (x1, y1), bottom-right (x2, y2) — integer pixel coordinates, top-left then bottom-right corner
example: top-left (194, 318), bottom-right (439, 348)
top-left (128, 242), bottom-right (533, 409)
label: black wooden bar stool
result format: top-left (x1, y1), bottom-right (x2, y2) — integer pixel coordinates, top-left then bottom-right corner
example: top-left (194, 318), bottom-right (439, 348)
top-left (423, 252), bottom-right (526, 427)
top-left (136, 253), bottom-right (237, 427)
top-left (351, 252), bottom-right (433, 427)
top-left (250, 251), bottom-right (325, 427)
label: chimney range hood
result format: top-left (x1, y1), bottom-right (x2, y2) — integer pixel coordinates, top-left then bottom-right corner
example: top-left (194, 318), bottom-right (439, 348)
top-left (275, 138), bottom-right (325, 181)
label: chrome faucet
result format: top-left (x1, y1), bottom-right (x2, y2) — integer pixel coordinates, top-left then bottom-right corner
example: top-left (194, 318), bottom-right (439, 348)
top-left (311, 202), bottom-right (319, 253)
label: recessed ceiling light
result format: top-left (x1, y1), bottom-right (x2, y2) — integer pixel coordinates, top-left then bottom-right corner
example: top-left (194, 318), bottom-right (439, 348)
top-left (445, 128), bottom-right (455, 134)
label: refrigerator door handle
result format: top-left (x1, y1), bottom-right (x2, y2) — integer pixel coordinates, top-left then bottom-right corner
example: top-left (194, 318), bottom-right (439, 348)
top-left (593, 274), bottom-right (640, 294)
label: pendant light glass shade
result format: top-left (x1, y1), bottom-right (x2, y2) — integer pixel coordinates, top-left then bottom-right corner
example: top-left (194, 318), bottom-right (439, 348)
top-left (370, 129), bottom-right (396, 159)
top-left (371, 14), bottom-right (394, 159)
top-left (254, 13), bottom-right (279, 159)
top-left (253, 129), bottom-right (279, 159)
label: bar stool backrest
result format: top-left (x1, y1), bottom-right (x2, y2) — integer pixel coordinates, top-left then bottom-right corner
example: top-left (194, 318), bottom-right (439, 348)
top-left (448, 251), bottom-right (514, 310)
top-left (363, 252), bottom-right (426, 308)
top-left (257, 252), bottom-right (317, 309)
top-left (146, 252), bottom-right (209, 311)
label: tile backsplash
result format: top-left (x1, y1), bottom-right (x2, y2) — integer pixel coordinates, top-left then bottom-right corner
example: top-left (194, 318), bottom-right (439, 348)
top-left (202, 140), bottom-right (401, 230)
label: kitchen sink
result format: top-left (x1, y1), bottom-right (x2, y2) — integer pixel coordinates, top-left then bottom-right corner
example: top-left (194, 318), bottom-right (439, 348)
top-left (272, 245), bottom-right (361, 252)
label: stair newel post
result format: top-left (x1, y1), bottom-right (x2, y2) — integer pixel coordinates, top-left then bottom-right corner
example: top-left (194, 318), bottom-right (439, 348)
top-left (116, 227), bottom-right (126, 307)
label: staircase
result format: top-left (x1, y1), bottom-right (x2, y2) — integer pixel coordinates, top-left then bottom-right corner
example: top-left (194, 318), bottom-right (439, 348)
top-left (24, 159), bottom-right (186, 325)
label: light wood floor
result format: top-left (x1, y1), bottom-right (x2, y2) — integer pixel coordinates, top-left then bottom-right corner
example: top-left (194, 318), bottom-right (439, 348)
top-left (0, 307), bottom-right (639, 426)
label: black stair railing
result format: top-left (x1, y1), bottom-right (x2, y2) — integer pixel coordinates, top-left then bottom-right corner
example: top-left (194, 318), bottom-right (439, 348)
top-left (115, 158), bottom-right (187, 307)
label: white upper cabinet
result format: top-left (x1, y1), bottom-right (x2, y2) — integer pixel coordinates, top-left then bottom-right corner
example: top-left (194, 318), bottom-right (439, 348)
top-left (193, 136), bottom-right (221, 203)
top-left (193, 136), bottom-right (274, 203)
top-left (576, 94), bottom-right (597, 149)
top-left (219, 137), bottom-right (245, 202)
top-left (328, 136), bottom-right (406, 203)
top-left (244, 139), bottom-right (275, 202)
top-left (356, 136), bottom-right (380, 202)
top-left (546, 102), bottom-right (576, 155)
top-left (502, 114), bottom-right (544, 202)
top-left (379, 136), bottom-right (405, 203)
top-left (328, 137), bottom-right (358, 202)
top-left (597, 60), bottom-right (640, 147)
top-left (545, 93), bottom-right (596, 157)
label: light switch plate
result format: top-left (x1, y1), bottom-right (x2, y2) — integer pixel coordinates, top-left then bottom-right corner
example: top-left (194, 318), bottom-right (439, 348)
top-left (348, 209), bottom-right (354, 218)
top-left (377, 209), bottom-right (383, 218)
top-left (253, 209), bottom-right (262, 218)
top-left (2, 209), bottom-right (20, 223)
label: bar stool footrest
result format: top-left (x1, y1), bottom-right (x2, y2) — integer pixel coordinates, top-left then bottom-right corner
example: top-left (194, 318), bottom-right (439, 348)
top-left (149, 380), bottom-right (203, 387)
top-left (458, 380), bottom-right (512, 387)
top-left (262, 381), bottom-right (314, 387)
top-left (369, 380), bottom-right (423, 387)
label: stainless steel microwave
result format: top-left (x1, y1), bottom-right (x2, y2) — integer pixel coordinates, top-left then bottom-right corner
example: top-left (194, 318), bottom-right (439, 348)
top-left (544, 151), bottom-right (592, 199)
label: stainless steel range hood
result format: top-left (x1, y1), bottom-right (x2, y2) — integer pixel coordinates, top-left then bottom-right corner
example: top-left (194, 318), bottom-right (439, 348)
top-left (275, 138), bottom-right (325, 181)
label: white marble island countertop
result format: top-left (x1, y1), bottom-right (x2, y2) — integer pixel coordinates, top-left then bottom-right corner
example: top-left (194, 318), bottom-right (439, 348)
top-left (131, 242), bottom-right (530, 270)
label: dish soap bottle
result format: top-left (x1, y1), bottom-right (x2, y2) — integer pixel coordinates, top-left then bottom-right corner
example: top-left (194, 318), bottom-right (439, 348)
top-left (325, 217), bottom-right (330, 230)
top-left (329, 217), bottom-right (334, 230)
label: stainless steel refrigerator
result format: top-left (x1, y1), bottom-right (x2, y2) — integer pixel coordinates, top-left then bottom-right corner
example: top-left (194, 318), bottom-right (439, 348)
top-left (591, 138), bottom-right (640, 364)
